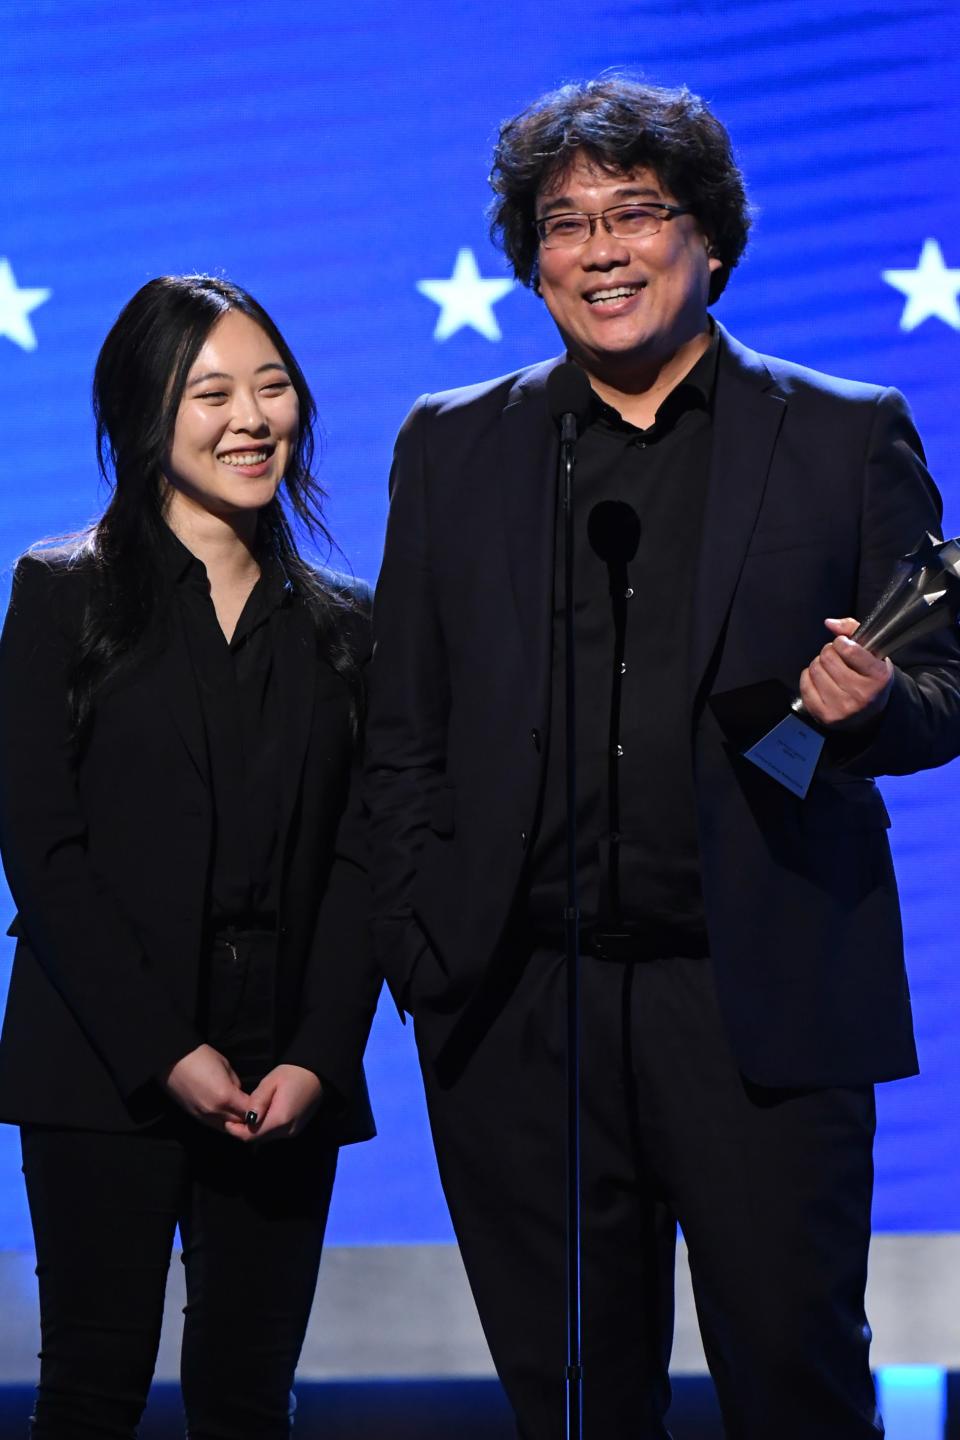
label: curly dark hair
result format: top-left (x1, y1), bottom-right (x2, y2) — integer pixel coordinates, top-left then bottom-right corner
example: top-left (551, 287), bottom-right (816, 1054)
top-left (489, 77), bottom-right (751, 304)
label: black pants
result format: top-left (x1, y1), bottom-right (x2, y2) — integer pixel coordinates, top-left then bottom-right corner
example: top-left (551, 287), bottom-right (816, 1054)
top-left (20, 930), bottom-right (337, 1440)
top-left (416, 949), bottom-right (882, 1440)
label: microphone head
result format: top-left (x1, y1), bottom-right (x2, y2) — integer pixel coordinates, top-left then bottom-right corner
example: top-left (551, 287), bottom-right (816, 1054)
top-left (546, 362), bottom-right (593, 430)
top-left (588, 500), bottom-right (642, 567)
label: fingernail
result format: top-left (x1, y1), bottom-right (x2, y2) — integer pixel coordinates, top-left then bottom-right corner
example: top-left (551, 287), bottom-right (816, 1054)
top-left (245, 1110), bottom-right (258, 1126)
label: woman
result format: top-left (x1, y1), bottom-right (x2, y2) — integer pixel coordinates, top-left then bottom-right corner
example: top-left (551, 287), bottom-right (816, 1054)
top-left (0, 275), bottom-right (380, 1438)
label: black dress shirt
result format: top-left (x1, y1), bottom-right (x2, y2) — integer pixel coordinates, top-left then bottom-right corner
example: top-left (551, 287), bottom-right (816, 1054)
top-left (528, 331), bottom-right (718, 953)
top-left (159, 527), bottom-right (290, 926)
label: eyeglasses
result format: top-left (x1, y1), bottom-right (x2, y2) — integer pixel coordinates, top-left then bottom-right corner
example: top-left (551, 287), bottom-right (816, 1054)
top-left (535, 201), bottom-right (693, 249)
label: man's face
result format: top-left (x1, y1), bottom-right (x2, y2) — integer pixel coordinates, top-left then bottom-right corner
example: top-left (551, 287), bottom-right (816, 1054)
top-left (535, 155), bottom-right (721, 375)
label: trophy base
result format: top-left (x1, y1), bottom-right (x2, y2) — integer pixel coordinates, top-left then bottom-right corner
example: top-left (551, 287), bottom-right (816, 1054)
top-left (743, 714), bottom-right (825, 799)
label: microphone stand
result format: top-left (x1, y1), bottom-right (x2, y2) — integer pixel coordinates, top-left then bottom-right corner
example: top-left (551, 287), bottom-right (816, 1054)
top-left (547, 361), bottom-right (591, 1440)
top-left (559, 408), bottom-right (583, 1440)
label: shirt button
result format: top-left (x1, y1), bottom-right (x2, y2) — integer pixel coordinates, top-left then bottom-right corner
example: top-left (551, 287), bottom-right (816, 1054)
top-left (520, 830), bottom-right (528, 849)
top-left (615, 744), bottom-right (624, 757)
top-left (625, 587), bottom-right (634, 599)
top-left (531, 728), bottom-right (542, 752)
top-left (620, 662), bottom-right (627, 675)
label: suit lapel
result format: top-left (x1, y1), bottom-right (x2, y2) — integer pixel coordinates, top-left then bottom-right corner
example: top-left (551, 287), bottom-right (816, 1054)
top-left (154, 607), bottom-right (209, 782)
top-left (494, 335), bottom-right (786, 713)
top-left (689, 328), bottom-right (786, 700)
top-left (274, 599), bottom-right (318, 842)
top-left (498, 357), bottom-right (564, 712)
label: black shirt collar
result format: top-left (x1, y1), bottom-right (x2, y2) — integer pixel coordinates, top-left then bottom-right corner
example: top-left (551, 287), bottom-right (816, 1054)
top-left (158, 521), bottom-right (202, 586)
top-left (585, 321), bottom-right (719, 439)
top-left (158, 522), bottom-right (292, 613)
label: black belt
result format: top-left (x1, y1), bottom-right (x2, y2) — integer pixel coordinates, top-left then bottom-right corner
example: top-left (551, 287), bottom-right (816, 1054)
top-left (532, 927), bottom-right (710, 963)
top-left (583, 931), bottom-right (655, 962)
top-left (210, 916), bottom-right (276, 941)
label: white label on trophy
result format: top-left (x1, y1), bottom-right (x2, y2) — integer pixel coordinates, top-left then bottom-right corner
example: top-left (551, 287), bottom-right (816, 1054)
top-left (744, 714), bottom-right (825, 799)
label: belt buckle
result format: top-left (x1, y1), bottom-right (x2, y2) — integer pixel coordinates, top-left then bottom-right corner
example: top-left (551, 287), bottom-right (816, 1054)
top-left (587, 931), bottom-right (641, 962)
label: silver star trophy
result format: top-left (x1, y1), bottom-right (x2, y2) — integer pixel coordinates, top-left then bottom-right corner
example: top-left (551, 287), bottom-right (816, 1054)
top-left (744, 533), bottom-right (960, 798)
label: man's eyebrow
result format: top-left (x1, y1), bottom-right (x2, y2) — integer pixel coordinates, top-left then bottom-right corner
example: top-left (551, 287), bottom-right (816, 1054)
top-left (537, 184), bottom-right (665, 217)
top-left (186, 362), bottom-right (290, 387)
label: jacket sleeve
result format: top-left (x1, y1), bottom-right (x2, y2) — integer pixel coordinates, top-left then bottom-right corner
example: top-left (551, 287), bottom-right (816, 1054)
top-left (363, 397), bottom-right (451, 1008)
top-left (280, 610), bottom-right (382, 1097)
top-left (841, 386), bottom-right (960, 777)
top-left (0, 555), bottom-right (200, 1097)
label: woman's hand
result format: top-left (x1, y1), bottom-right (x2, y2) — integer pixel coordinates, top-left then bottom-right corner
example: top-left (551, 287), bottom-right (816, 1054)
top-left (226, 1064), bottom-right (324, 1143)
top-left (161, 1044), bottom-right (253, 1135)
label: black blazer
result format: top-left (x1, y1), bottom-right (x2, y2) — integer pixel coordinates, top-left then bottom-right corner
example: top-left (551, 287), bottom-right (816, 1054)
top-left (365, 326), bottom-right (960, 1088)
top-left (0, 551), bottom-right (380, 1139)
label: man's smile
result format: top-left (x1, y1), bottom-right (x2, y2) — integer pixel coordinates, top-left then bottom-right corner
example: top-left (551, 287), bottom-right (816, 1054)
top-left (584, 282), bottom-right (646, 306)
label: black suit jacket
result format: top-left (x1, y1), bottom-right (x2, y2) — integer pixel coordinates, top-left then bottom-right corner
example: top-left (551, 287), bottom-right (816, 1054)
top-left (365, 326), bottom-right (960, 1088)
top-left (0, 552), bottom-right (380, 1138)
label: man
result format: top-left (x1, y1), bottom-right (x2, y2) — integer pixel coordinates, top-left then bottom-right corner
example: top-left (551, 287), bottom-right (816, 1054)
top-left (365, 78), bottom-right (960, 1439)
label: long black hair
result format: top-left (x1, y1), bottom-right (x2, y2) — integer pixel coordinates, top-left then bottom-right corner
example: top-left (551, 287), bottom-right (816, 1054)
top-left (65, 274), bottom-right (361, 732)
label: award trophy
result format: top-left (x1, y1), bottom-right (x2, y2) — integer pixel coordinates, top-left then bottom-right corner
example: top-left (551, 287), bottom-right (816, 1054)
top-left (742, 533), bottom-right (960, 799)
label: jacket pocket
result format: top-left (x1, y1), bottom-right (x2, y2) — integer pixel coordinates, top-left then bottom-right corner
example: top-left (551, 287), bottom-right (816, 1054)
top-left (802, 778), bottom-right (891, 831)
top-left (745, 521), bottom-right (834, 558)
top-left (428, 783), bottom-right (455, 836)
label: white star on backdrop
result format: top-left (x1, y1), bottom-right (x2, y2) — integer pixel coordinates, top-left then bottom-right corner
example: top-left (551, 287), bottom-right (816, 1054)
top-left (417, 247), bottom-right (515, 340)
top-left (0, 258), bottom-right (52, 351)
top-left (883, 239), bottom-right (960, 332)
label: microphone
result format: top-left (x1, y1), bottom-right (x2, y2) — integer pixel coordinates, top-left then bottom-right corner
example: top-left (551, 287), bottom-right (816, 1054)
top-left (587, 500), bottom-right (642, 569)
top-left (547, 362), bottom-right (593, 445)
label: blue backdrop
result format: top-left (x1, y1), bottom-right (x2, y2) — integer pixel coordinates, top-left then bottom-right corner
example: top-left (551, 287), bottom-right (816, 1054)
top-left (1, 0), bottom-right (958, 1248)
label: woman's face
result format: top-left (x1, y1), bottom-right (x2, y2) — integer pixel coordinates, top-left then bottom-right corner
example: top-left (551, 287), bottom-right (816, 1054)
top-left (163, 309), bottom-right (299, 524)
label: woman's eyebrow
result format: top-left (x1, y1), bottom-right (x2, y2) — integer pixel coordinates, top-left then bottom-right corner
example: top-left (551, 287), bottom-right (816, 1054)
top-left (186, 362), bottom-right (289, 387)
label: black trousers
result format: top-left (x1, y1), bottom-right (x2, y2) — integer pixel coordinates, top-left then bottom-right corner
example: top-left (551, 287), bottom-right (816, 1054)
top-left (416, 949), bottom-right (882, 1440)
top-left (20, 929), bottom-right (337, 1440)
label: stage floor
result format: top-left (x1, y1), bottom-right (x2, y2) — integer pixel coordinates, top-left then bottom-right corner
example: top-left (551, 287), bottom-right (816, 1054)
top-left (1, 1378), bottom-right (959, 1438)
top-left (0, 1379), bottom-right (719, 1438)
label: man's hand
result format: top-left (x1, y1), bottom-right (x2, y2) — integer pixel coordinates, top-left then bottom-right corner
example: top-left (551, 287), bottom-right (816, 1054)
top-left (224, 1064), bottom-right (324, 1144)
top-left (799, 617), bottom-right (894, 729)
top-left (161, 1044), bottom-right (253, 1136)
